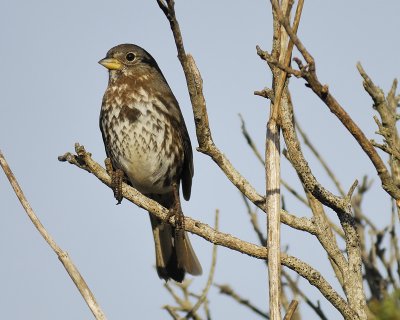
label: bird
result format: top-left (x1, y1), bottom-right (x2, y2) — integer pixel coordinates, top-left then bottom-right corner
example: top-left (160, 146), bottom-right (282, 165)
top-left (98, 43), bottom-right (202, 282)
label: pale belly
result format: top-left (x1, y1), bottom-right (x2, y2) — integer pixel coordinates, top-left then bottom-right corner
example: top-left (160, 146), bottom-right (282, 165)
top-left (101, 101), bottom-right (182, 195)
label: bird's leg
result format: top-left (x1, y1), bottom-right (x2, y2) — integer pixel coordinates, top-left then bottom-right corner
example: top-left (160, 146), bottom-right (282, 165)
top-left (105, 158), bottom-right (124, 204)
top-left (166, 183), bottom-right (185, 231)
top-left (112, 170), bottom-right (124, 204)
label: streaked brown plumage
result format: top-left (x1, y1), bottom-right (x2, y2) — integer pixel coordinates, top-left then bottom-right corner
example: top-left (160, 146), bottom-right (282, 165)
top-left (99, 43), bottom-right (202, 282)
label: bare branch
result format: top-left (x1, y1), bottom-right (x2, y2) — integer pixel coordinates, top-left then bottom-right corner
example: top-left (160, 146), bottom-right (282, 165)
top-left (184, 211), bottom-right (219, 318)
top-left (155, 0), bottom-right (265, 211)
top-left (357, 63), bottom-right (400, 217)
top-left (279, 91), bottom-right (365, 318)
top-left (215, 284), bottom-right (270, 319)
top-left (390, 200), bottom-right (400, 282)
top-left (280, 95), bottom-right (353, 214)
top-left (296, 121), bottom-right (346, 197)
top-left (282, 271), bottom-right (328, 320)
top-left (283, 300), bottom-right (299, 320)
top-left (240, 115), bottom-right (309, 207)
top-left (305, 193), bottom-right (346, 288)
top-left (264, 2), bottom-right (305, 316)
top-left (0, 150), bottom-right (107, 320)
top-left (255, 87), bottom-right (276, 100)
top-left (239, 114), bottom-right (264, 164)
top-left (269, 0), bottom-right (400, 204)
top-left (164, 305), bottom-right (182, 320)
top-left (59, 144), bottom-right (355, 318)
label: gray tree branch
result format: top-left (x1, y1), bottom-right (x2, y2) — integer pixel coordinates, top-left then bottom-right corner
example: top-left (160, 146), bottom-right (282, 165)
top-left (0, 150), bottom-right (107, 320)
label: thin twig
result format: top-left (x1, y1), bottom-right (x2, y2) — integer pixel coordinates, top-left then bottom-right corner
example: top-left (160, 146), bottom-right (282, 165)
top-left (240, 114), bottom-right (309, 207)
top-left (390, 200), bottom-right (400, 282)
top-left (215, 284), bottom-right (270, 319)
top-left (296, 120), bottom-right (346, 197)
top-left (269, 0), bottom-right (304, 122)
top-left (239, 113), bottom-right (264, 164)
top-left (280, 179), bottom-right (309, 207)
top-left (282, 271), bottom-right (328, 320)
top-left (357, 63), bottom-right (400, 218)
top-left (242, 195), bottom-right (266, 246)
top-left (272, 0), bottom-right (400, 203)
top-left (164, 282), bottom-right (186, 308)
top-left (0, 150), bottom-right (107, 320)
top-left (185, 210), bottom-right (219, 318)
top-left (283, 300), bottom-right (299, 320)
top-left (164, 305), bottom-right (182, 320)
top-left (244, 193), bottom-right (328, 320)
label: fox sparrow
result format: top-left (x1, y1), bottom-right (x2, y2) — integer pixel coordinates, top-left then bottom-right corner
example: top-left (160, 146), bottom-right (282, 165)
top-left (98, 44), bottom-right (202, 282)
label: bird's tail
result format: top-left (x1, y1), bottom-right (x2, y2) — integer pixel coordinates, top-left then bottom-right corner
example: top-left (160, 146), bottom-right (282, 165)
top-left (149, 213), bottom-right (202, 282)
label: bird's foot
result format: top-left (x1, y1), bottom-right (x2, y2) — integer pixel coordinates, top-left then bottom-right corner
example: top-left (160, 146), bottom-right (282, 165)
top-left (105, 158), bottom-right (124, 204)
top-left (112, 169), bottom-right (124, 204)
top-left (167, 183), bottom-right (185, 231)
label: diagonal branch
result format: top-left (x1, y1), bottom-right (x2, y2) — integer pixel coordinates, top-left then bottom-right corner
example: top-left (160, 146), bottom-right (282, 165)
top-left (59, 144), bottom-right (356, 319)
top-left (0, 150), bottom-right (107, 320)
top-left (296, 120), bottom-right (346, 197)
top-left (278, 92), bottom-right (365, 319)
top-left (215, 284), bottom-right (270, 319)
top-left (156, 0), bottom-right (322, 240)
top-left (156, 0), bottom-right (265, 211)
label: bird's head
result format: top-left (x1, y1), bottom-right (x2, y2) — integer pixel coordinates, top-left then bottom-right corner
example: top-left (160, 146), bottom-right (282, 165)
top-left (99, 44), bottom-right (162, 78)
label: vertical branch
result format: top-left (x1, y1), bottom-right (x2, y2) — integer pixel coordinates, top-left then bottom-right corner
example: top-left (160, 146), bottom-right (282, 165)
top-left (266, 92), bottom-right (283, 320)
top-left (266, 1), bottom-right (303, 319)
top-left (0, 150), bottom-right (107, 320)
top-left (266, 1), bottom-right (291, 319)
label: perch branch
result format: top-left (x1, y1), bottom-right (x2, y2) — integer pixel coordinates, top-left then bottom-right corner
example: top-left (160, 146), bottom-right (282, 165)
top-left (59, 144), bottom-right (355, 319)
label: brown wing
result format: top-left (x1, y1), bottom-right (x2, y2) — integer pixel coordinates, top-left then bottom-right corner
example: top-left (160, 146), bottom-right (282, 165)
top-left (179, 118), bottom-right (194, 201)
top-left (99, 102), bottom-right (122, 172)
top-left (153, 91), bottom-right (194, 200)
top-left (99, 105), bottom-right (113, 160)
top-left (144, 64), bottom-right (194, 201)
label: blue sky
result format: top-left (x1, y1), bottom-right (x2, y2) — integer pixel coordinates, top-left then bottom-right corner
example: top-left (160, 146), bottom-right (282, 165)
top-left (1, 1), bottom-right (399, 319)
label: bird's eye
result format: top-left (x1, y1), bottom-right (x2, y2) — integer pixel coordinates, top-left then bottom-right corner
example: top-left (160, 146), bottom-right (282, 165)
top-left (126, 52), bottom-right (136, 62)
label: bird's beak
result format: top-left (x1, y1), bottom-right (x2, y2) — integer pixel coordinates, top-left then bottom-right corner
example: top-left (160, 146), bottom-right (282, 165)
top-left (98, 58), bottom-right (123, 70)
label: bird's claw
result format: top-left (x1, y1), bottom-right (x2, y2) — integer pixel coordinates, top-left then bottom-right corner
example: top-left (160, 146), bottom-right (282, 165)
top-left (112, 169), bottom-right (124, 204)
top-left (170, 183), bottom-right (185, 231)
top-left (105, 158), bottom-right (124, 204)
